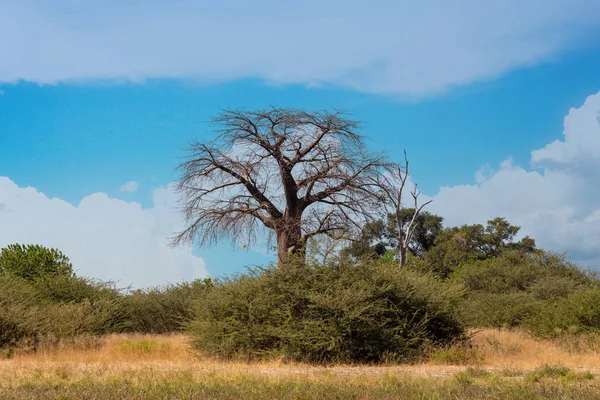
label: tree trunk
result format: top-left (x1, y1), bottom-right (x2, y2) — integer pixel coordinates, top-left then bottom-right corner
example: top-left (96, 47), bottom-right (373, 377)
top-left (276, 220), bottom-right (305, 268)
top-left (396, 212), bottom-right (406, 268)
top-left (399, 244), bottom-right (407, 268)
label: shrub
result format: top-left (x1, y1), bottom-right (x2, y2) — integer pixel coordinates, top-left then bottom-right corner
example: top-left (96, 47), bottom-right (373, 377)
top-left (452, 251), bottom-right (590, 295)
top-left (0, 274), bottom-right (123, 349)
top-left (527, 287), bottom-right (600, 338)
top-left (0, 275), bottom-right (46, 348)
top-left (32, 274), bottom-right (120, 304)
top-left (189, 261), bottom-right (465, 364)
top-left (452, 250), bottom-right (594, 329)
top-left (0, 244), bottom-right (73, 282)
top-left (459, 292), bottom-right (543, 329)
top-left (118, 279), bottom-right (212, 334)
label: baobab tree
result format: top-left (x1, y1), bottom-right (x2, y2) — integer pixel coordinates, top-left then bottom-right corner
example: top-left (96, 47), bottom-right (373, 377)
top-left (173, 108), bottom-right (386, 266)
top-left (374, 150), bottom-right (432, 268)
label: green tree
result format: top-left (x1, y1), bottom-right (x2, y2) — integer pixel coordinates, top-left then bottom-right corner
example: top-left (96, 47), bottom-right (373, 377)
top-left (342, 210), bottom-right (444, 261)
top-left (423, 218), bottom-right (536, 278)
top-left (0, 244), bottom-right (74, 282)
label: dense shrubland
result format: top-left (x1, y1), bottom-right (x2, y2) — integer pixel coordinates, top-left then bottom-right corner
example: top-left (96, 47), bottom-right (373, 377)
top-left (0, 244), bottom-right (211, 352)
top-left (1, 213), bottom-right (599, 363)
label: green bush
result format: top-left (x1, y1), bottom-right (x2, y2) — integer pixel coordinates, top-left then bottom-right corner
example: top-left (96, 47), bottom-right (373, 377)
top-left (0, 244), bottom-right (73, 282)
top-left (0, 275), bottom-right (46, 348)
top-left (189, 261), bottom-right (465, 364)
top-left (118, 279), bottom-right (212, 334)
top-left (32, 274), bottom-right (119, 304)
top-left (527, 287), bottom-right (600, 338)
top-left (452, 251), bottom-right (590, 294)
top-left (0, 274), bottom-right (124, 349)
top-left (0, 240), bottom-right (211, 343)
top-left (458, 292), bottom-right (543, 329)
top-left (451, 250), bottom-right (594, 329)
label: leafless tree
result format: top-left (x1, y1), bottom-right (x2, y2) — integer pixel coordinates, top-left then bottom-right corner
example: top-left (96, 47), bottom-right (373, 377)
top-left (375, 150), bottom-right (432, 268)
top-left (173, 108), bottom-right (387, 267)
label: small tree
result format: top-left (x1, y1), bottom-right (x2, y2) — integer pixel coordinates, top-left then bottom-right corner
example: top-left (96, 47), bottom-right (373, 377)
top-left (0, 244), bottom-right (74, 282)
top-left (424, 218), bottom-right (537, 278)
top-left (374, 151), bottom-right (432, 268)
top-left (173, 108), bottom-right (386, 266)
top-left (342, 211), bottom-right (443, 260)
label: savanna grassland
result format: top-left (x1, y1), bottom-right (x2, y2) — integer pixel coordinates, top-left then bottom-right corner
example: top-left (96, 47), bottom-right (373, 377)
top-left (2, 330), bottom-right (600, 399)
top-left (4, 215), bottom-right (600, 399)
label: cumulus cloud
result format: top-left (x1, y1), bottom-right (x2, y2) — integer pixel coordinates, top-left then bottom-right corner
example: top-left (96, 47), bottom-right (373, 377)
top-left (0, 178), bottom-right (207, 288)
top-left (120, 181), bottom-right (139, 193)
top-left (429, 91), bottom-right (600, 266)
top-left (1, 1), bottom-right (599, 96)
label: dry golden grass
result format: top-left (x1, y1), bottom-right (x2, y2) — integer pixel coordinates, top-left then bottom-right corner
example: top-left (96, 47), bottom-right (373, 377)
top-left (469, 329), bottom-right (600, 370)
top-left (2, 328), bottom-right (600, 385)
top-left (3, 331), bottom-right (600, 399)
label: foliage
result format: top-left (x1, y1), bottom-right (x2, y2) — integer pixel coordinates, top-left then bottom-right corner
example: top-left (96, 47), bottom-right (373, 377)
top-left (527, 287), bottom-right (600, 338)
top-left (0, 275), bottom-right (46, 348)
top-left (189, 260), bottom-right (465, 363)
top-left (0, 244), bottom-right (74, 282)
top-left (0, 275), bottom-right (121, 349)
top-left (118, 279), bottom-right (212, 334)
top-left (423, 218), bottom-right (536, 277)
top-left (343, 210), bottom-right (443, 260)
top-left (452, 251), bottom-right (590, 294)
top-left (452, 250), bottom-right (594, 329)
top-left (459, 292), bottom-right (543, 329)
top-left (32, 274), bottom-right (120, 304)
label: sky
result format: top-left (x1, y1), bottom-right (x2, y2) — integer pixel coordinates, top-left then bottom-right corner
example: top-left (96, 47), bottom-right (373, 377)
top-left (1, 0), bottom-right (600, 287)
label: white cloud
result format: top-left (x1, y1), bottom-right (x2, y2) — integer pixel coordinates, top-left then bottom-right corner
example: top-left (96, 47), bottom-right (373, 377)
top-left (0, 178), bottom-right (207, 288)
top-left (429, 91), bottom-right (600, 266)
top-left (1, 1), bottom-right (599, 96)
top-left (120, 181), bottom-right (139, 193)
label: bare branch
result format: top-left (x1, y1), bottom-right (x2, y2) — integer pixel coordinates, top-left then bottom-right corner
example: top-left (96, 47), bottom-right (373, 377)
top-left (372, 149), bottom-right (432, 267)
top-left (173, 108), bottom-right (387, 267)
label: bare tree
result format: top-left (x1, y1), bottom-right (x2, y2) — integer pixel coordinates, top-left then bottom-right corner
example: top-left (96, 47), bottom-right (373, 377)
top-left (375, 150), bottom-right (432, 268)
top-left (173, 108), bottom-right (386, 267)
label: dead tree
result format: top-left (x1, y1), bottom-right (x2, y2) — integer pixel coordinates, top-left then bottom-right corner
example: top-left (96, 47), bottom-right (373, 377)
top-left (173, 108), bottom-right (386, 267)
top-left (375, 150), bottom-right (432, 268)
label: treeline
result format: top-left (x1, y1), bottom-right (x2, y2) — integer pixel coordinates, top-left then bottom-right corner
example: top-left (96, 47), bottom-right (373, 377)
top-left (1, 214), bottom-right (599, 363)
top-left (340, 213), bottom-right (599, 336)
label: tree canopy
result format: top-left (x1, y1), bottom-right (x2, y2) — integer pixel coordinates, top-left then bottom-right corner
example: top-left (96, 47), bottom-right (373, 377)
top-left (0, 244), bottom-right (74, 282)
top-left (174, 108), bottom-right (387, 265)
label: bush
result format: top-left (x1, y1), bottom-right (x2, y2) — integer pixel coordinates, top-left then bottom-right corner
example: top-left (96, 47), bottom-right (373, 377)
top-left (527, 287), bottom-right (600, 338)
top-left (451, 250), bottom-right (594, 329)
top-left (31, 274), bottom-right (119, 304)
top-left (0, 274), bottom-right (123, 349)
top-left (118, 279), bottom-right (212, 334)
top-left (452, 251), bottom-right (590, 294)
top-left (458, 292), bottom-right (543, 329)
top-left (0, 244), bottom-right (73, 282)
top-left (0, 276), bottom-right (46, 348)
top-left (189, 261), bottom-right (465, 364)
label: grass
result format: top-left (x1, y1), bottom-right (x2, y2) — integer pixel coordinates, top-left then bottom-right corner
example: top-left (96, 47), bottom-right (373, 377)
top-left (525, 365), bottom-right (595, 383)
top-left (2, 330), bottom-right (600, 399)
top-left (2, 372), bottom-right (600, 399)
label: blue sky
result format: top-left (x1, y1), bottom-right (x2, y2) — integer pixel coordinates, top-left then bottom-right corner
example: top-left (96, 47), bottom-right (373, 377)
top-left (1, 1), bottom-right (600, 286)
